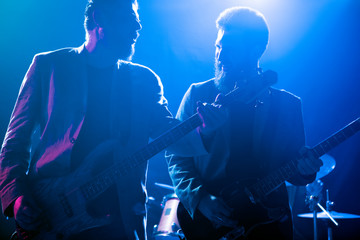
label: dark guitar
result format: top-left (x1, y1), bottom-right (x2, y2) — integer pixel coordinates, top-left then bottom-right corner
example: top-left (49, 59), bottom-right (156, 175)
top-left (13, 71), bottom-right (277, 240)
top-left (177, 117), bottom-right (360, 240)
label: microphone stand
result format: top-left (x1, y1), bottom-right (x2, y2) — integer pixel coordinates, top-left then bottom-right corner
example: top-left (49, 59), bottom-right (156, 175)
top-left (326, 189), bottom-right (333, 240)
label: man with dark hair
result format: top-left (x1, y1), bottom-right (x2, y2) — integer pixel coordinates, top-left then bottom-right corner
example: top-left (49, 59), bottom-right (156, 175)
top-left (0, 0), bottom-right (221, 239)
top-left (167, 7), bottom-right (323, 239)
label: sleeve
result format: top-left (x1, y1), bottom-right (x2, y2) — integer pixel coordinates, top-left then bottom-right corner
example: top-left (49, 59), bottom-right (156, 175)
top-left (285, 96), bottom-right (316, 186)
top-left (166, 85), bottom-right (208, 218)
top-left (0, 55), bottom-right (42, 217)
top-left (147, 71), bottom-right (207, 157)
top-left (146, 68), bottom-right (175, 139)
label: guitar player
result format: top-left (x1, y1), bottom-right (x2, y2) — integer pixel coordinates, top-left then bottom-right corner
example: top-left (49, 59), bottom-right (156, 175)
top-left (0, 0), bottom-right (228, 239)
top-left (166, 7), bottom-right (323, 240)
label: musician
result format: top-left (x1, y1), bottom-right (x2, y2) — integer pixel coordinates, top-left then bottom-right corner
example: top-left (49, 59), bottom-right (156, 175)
top-left (167, 7), bottom-right (323, 239)
top-left (0, 0), bottom-right (223, 239)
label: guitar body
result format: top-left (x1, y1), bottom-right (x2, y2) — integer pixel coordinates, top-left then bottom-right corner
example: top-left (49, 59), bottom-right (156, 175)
top-left (21, 140), bottom-right (119, 240)
top-left (31, 176), bottom-right (110, 240)
top-left (177, 181), bottom-right (278, 240)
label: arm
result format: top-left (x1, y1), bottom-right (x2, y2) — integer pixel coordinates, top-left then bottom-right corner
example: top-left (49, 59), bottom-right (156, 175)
top-left (284, 95), bottom-right (320, 185)
top-left (168, 153), bottom-right (236, 227)
top-left (165, 84), bottom-right (206, 217)
top-left (166, 86), bottom-right (235, 227)
top-left (146, 72), bottom-right (208, 157)
top-left (166, 154), bottom-right (207, 218)
top-left (0, 55), bottom-right (42, 217)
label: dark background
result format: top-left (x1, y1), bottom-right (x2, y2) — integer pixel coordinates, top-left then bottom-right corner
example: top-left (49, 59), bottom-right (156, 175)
top-left (0, 0), bottom-right (359, 239)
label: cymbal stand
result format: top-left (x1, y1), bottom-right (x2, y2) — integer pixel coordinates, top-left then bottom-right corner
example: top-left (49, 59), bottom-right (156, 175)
top-left (307, 194), bottom-right (320, 240)
top-left (306, 181), bottom-right (340, 240)
top-left (317, 189), bottom-right (338, 240)
top-left (306, 180), bottom-right (323, 240)
top-left (311, 189), bottom-right (339, 240)
top-left (326, 189), bottom-right (334, 240)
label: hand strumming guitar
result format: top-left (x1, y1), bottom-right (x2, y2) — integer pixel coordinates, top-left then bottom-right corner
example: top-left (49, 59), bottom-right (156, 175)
top-left (197, 193), bottom-right (237, 229)
top-left (13, 195), bottom-right (43, 231)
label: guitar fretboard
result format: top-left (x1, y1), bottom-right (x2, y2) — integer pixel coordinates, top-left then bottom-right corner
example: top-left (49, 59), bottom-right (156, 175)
top-left (248, 117), bottom-right (360, 198)
top-left (80, 114), bottom-right (202, 200)
top-left (311, 118), bottom-right (360, 158)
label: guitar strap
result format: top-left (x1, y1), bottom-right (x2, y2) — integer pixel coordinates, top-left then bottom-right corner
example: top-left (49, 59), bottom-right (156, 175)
top-left (110, 62), bottom-right (132, 146)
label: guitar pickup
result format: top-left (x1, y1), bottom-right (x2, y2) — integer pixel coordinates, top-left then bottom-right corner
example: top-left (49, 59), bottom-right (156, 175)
top-left (59, 193), bottom-right (74, 217)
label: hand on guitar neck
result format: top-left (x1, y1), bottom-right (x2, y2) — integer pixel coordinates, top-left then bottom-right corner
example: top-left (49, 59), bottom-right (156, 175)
top-left (197, 93), bottom-right (228, 137)
top-left (196, 71), bottom-right (278, 138)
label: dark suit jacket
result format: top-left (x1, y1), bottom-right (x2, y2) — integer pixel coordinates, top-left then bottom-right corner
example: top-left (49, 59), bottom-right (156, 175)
top-left (0, 45), bottom-right (176, 239)
top-left (167, 78), bottom-right (315, 221)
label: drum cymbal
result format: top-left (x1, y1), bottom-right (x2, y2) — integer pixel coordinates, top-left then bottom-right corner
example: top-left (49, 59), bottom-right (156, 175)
top-left (316, 154), bottom-right (336, 179)
top-left (298, 211), bottom-right (360, 219)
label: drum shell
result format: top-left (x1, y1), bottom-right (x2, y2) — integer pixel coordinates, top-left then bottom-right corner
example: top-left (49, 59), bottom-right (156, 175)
top-left (153, 194), bottom-right (181, 239)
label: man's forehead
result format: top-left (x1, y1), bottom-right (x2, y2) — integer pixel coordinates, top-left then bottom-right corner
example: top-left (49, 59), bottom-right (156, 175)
top-left (217, 29), bottom-right (242, 43)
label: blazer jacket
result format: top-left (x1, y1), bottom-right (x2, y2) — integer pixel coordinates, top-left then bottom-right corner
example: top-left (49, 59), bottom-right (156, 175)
top-left (0, 45), bottom-right (201, 239)
top-left (167, 78), bottom-right (315, 218)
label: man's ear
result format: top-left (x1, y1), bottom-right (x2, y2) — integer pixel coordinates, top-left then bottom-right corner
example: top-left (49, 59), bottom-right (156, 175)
top-left (92, 9), bottom-right (105, 39)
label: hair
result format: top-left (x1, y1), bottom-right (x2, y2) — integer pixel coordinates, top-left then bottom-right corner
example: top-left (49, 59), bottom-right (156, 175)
top-left (84, 0), bottom-right (138, 32)
top-left (216, 7), bottom-right (269, 56)
top-left (84, 0), bottom-right (97, 31)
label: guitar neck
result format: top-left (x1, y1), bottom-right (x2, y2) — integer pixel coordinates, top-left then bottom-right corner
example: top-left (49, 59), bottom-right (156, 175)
top-left (248, 117), bottom-right (360, 198)
top-left (80, 114), bottom-right (202, 200)
top-left (311, 117), bottom-right (360, 158)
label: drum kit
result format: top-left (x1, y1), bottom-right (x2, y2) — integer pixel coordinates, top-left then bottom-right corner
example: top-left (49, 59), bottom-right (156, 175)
top-left (151, 154), bottom-right (360, 240)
